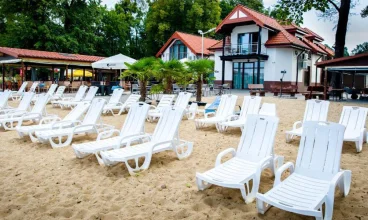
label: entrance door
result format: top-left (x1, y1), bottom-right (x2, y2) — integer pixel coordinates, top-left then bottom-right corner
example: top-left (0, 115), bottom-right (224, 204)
top-left (243, 63), bottom-right (254, 89)
top-left (233, 62), bottom-right (243, 89)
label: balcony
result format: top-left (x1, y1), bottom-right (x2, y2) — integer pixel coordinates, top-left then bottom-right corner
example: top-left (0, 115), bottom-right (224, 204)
top-left (220, 43), bottom-right (268, 61)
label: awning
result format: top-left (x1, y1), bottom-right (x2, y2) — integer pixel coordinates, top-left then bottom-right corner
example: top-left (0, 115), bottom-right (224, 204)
top-left (92, 54), bottom-right (136, 70)
top-left (70, 69), bottom-right (93, 77)
top-left (0, 59), bottom-right (22, 64)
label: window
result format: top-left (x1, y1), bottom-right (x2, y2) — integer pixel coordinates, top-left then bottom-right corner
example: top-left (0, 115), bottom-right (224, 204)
top-left (169, 40), bottom-right (187, 60)
top-left (237, 32), bottom-right (259, 54)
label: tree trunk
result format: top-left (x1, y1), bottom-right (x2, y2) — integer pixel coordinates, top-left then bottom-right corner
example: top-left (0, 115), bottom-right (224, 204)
top-left (139, 80), bottom-right (147, 102)
top-left (334, 0), bottom-right (351, 58)
top-left (196, 76), bottom-right (202, 102)
top-left (166, 77), bottom-right (173, 94)
top-left (332, 0), bottom-right (351, 88)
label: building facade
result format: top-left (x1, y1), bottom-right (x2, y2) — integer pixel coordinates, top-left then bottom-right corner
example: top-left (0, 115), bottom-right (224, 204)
top-left (209, 5), bottom-right (334, 92)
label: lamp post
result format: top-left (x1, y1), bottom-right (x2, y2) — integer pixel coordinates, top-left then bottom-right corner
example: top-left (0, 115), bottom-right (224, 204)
top-left (198, 28), bottom-right (216, 59)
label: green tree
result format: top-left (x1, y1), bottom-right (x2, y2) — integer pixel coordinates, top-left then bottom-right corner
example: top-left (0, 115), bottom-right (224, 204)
top-left (351, 42), bottom-right (368, 55)
top-left (344, 47), bottom-right (349, 56)
top-left (185, 59), bottom-right (214, 102)
top-left (122, 57), bottom-right (158, 101)
top-left (362, 6), bottom-right (368, 17)
top-left (276, 0), bottom-right (356, 59)
top-left (220, 0), bottom-right (264, 19)
top-left (155, 59), bottom-right (185, 94)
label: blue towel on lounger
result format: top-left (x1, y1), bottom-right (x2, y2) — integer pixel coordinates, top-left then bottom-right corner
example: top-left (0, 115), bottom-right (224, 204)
top-left (205, 96), bottom-right (221, 114)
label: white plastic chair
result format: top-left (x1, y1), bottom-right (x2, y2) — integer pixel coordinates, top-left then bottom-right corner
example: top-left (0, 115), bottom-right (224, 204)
top-left (147, 92), bottom-right (192, 122)
top-left (0, 90), bottom-right (12, 109)
top-left (28, 82), bottom-right (39, 93)
top-left (32, 84), bottom-right (58, 104)
top-left (218, 96), bottom-right (261, 132)
top-left (285, 99), bottom-right (329, 142)
top-left (339, 106), bottom-right (368, 152)
top-left (0, 92), bottom-right (34, 118)
top-left (100, 107), bottom-right (193, 175)
top-left (257, 121), bottom-right (351, 220)
top-left (51, 85), bottom-right (88, 108)
top-left (10, 82), bottom-right (28, 101)
top-left (196, 115), bottom-right (281, 203)
top-left (259, 103), bottom-right (277, 116)
top-left (35, 98), bottom-right (111, 148)
top-left (73, 102), bottom-right (150, 164)
top-left (195, 94), bottom-right (238, 131)
top-left (147, 94), bottom-right (176, 122)
top-left (0, 93), bottom-right (50, 130)
top-left (59, 86), bottom-right (98, 109)
top-left (102, 88), bottom-right (126, 116)
top-left (50, 86), bottom-right (66, 102)
top-left (17, 102), bottom-right (90, 142)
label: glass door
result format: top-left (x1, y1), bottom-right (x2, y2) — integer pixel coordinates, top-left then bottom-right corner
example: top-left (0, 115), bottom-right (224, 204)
top-left (233, 62), bottom-right (242, 89)
top-left (243, 63), bottom-right (254, 89)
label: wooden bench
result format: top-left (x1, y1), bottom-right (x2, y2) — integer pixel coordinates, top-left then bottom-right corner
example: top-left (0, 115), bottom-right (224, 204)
top-left (302, 86), bottom-right (326, 100)
top-left (248, 84), bottom-right (265, 96)
top-left (270, 84), bottom-right (298, 97)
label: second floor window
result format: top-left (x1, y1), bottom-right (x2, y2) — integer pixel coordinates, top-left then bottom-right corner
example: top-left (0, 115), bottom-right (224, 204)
top-left (170, 40), bottom-right (187, 60)
top-left (237, 32), bottom-right (259, 54)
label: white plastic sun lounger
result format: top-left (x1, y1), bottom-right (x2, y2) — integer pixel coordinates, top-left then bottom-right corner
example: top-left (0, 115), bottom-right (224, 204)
top-left (36, 98), bottom-right (112, 148)
top-left (339, 106), bottom-right (368, 152)
top-left (147, 92), bottom-right (192, 122)
top-left (51, 85), bottom-right (87, 108)
top-left (0, 93), bottom-right (50, 130)
top-left (285, 99), bottom-right (329, 142)
top-left (100, 107), bottom-right (193, 175)
top-left (196, 115), bottom-right (281, 203)
top-left (0, 92), bottom-right (34, 118)
top-left (218, 96), bottom-right (261, 132)
top-left (195, 94), bottom-right (238, 131)
top-left (257, 121), bottom-right (351, 220)
top-left (259, 103), bottom-right (276, 116)
top-left (0, 90), bottom-right (12, 109)
top-left (73, 102), bottom-right (150, 164)
top-left (28, 82), bottom-right (39, 93)
top-left (102, 88), bottom-right (127, 116)
top-left (17, 102), bottom-right (90, 142)
top-left (147, 94), bottom-right (176, 122)
top-left (10, 82), bottom-right (28, 101)
top-left (58, 86), bottom-right (98, 109)
top-left (32, 84), bottom-right (58, 104)
top-left (49, 86), bottom-right (66, 102)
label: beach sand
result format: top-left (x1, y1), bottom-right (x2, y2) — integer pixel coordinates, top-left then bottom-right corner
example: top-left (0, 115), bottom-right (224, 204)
top-left (1, 96), bottom-right (368, 220)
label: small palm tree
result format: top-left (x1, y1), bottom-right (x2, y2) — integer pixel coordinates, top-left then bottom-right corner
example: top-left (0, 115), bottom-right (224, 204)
top-left (155, 59), bottom-right (185, 94)
top-left (122, 57), bottom-right (158, 101)
top-left (185, 59), bottom-right (215, 102)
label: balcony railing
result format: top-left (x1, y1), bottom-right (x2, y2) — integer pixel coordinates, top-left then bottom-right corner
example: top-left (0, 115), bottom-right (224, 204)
top-left (224, 43), bottom-right (267, 56)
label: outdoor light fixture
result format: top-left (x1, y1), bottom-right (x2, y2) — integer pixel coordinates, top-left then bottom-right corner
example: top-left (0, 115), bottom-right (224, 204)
top-left (198, 28), bottom-right (216, 59)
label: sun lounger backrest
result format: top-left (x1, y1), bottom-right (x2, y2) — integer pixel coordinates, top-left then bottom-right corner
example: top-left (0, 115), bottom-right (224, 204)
top-left (31, 93), bottom-right (50, 114)
top-left (151, 107), bottom-right (185, 143)
top-left (74, 85), bottom-right (88, 101)
top-left (120, 102), bottom-right (150, 135)
top-left (259, 103), bottom-right (276, 116)
top-left (302, 99), bottom-right (329, 122)
top-left (156, 94), bottom-right (175, 109)
top-left (84, 86), bottom-right (98, 101)
top-left (16, 82), bottom-right (28, 94)
top-left (17, 92), bottom-right (35, 111)
top-left (239, 96), bottom-right (261, 119)
top-left (215, 94), bottom-right (237, 117)
top-left (339, 106), bottom-right (368, 133)
top-left (124, 94), bottom-right (141, 108)
top-left (296, 121), bottom-right (345, 179)
top-left (174, 92), bottom-right (192, 109)
top-left (47, 84), bottom-right (58, 96)
top-left (81, 98), bottom-right (106, 125)
top-left (0, 90), bottom-right (11, 108)
top-left (29, 82), bottom-right (39, 92)
top-left (237, 115), bottom-right (279, 162)
top-left (108, 88), bottom-right (124, 104)
top-left (54, 86), bottom-right (66, 98)
top-left (63, 102), bottom-right (90, 121)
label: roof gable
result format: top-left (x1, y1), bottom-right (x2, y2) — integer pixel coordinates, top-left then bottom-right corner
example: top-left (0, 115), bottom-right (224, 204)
top-left (155, 31), bottom-right (219, 57)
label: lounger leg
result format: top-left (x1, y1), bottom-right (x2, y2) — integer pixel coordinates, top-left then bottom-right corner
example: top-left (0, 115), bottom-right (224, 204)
top-left (174, 141), bottom-right (193, 159)
top-left (49, 134), bottom-right (74, 148)
top-left (355, 139), bottom-right (363, 153)
top-left (195, 176), bottom-right (212, 190)
top-left (124, 154), bottom-right (152, 176)
top-left (256, 197), bottom-right (271, 214)
top-left (29, 132), bottom-right (40, 143)
top-left (337, 170), bottom-right (351, 197)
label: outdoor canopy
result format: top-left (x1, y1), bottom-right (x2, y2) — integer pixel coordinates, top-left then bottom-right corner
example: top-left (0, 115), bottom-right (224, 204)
top-left (91, 53), bottom-right (136, 70)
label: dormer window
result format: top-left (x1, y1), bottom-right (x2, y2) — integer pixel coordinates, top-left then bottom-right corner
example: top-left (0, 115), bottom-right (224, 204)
top-left (169, 40), bottom-right (187, 60)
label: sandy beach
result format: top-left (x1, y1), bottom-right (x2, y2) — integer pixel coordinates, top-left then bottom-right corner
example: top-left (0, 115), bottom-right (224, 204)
top-left (1, 96), bottom-right (368, 220)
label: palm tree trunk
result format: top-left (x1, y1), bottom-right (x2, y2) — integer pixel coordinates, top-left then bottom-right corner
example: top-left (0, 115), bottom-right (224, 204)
top-left (139, 80), bottom-right (147, 102)
top-left (196, 76), bottom-right (202, 102)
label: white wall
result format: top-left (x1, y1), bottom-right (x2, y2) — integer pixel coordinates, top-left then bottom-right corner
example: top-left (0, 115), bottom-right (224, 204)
top-left (214, 51), bottom-right (232, 81)
top-left (268, 48), bottom-right (296, 82)
top-left (310, 54), bottom-right (323, 84)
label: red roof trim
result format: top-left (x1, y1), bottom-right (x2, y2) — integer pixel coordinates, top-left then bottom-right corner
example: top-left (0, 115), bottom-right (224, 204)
top-left (316, 52), bottom-right (368, 66)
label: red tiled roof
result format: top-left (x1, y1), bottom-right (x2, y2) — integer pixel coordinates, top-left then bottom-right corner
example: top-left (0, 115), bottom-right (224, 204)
top-left (155, 32), bottom-right (219, 57)
top-left (0, 47), bottom-right (105, 62)
top-left (303, 28), bottom-right (324, 41)
top-left (316, 52), bottom-right (368, 67)
top-left (302, 38), bottom-right (327, 55)
top-left (282, 23), bottom-right (308, 34)
top-left (316, 43), bottom-right (335, 57)
top-left (208, 37), bottom-right (231, 50)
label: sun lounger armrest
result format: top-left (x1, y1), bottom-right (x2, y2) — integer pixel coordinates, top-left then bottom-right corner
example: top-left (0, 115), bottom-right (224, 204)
top-left (39, 115), bottom-right (61, 124)
top-left (215, 148), bottom-right (236, 167)
top-left (125, 134), bottom-right (152, 147)
top-left (292, 121), bottom-right (302, 130)
top-left (274, 162), bottom-right (294, 186)
top-left (52, 120), bottom-right (81, 129)
top-left (204, 112), bottom-right (216, 119)
top-left (73, 124), bottom-right (97, 133)
top-left (97, 129), bottom-right (121, 141)
top-left (329, 170), bottom-right (351, 198)
top-left (151, 140), bottom-right (174, 152)
top-left (256, 156), bottom-right (273, 174)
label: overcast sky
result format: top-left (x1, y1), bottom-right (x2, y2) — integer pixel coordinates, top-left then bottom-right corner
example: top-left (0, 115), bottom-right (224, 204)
top-left (102, 0), bottom-right (368, 53)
